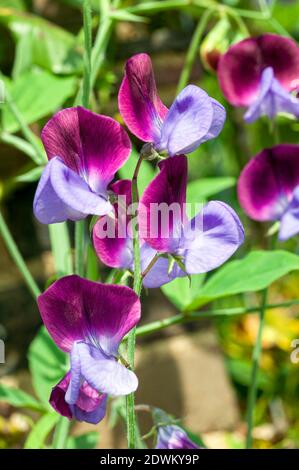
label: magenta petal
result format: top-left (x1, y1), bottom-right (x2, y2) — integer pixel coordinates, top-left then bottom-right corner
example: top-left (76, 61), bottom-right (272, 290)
top-left (118, 53), bottom-right (168, 142)
top-left (93, 179), bottom-right (133, 269)
top-left (37, 275), bottom-right (141, 355)
top-left (157, 85), bottom-right (216, 155)
top-left (72, 394), bottom-right (107, 424)
top-left (183, 201), bottom-right (244, 274)
top-left (259, 34), bottom-right (299, 91)
top-left (139, 155), bottom-right (187, 252)
top-left (50, 373), bottom-right (73, 420)
top-left (218, 37), bottom-right (262, 106)
top-left (238, 145), bottom-right (299, 221)
top-left (33, 158), bottom-right (112, 224)
top-left (41, 107), bottom-right (131, 195)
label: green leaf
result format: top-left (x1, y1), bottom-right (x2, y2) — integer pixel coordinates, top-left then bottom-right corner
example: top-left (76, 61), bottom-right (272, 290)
top-left (186, 250), bottom-right (299, 310)
top-left (109, 10), bottom-right (148, 23)
top-left (0, 8), bottom-right (82, 75)
top-left (187, 177), bottom-right (236, 204)
top-left (67, 432), bottom-right (99, 449)
top-left (162, 274), bottom-right (205, 311)
top-left (28, 327), bottom-right (67, 406)
top-left (227, 358), bottom-right (272, 391)
top-left (0, 383), bottom-right (45, 412)
top-left (48, 223), bottom-right (73, 277)
top-left (2, 70), bottom-right (76, 133)
top-left (118, 147), bottom-right (156, 195)
top-left (15, 166), bottom-right (44, 183)
top-left (24, 413), bottom-right (60, 449)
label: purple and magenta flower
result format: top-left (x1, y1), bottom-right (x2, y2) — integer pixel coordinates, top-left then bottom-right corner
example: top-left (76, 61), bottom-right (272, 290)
top-left (118, 53), bottom-right (226, 156)
top-left (156, 425), bottom-right (200, 450)
top-left (37, 275), bottom-right (141, 424)
top-left (138, 155), bottom-right (244, 287)
top-left (218, 34), bottom-right (299, 123)
top-left (238, 144), bottom-right (299, 241)
top-left (34, 106), bottom-right (131, 224)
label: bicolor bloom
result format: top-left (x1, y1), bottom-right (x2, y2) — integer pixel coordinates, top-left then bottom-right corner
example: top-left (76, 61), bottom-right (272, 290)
top-left (37, 275), bottom-right (141, 424)
top-left (118, 53), bottom-right (226, 156)
top-left (92, 179), bottom-right (167, 288)
top-left (156, 425), bottom-right (200, 450)
top-left (218, 34), bottom-right (299, 123)
top-left (34, 107), bottom-right (131, 224)
top-left (238, 144), bottom-right (299, 241)
top-left (138, 155), bottom-right (244, 288)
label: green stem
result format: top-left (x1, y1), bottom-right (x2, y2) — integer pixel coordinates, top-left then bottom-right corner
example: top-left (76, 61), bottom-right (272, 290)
top-left (0, 209), bottom-right (40, 299)
top-left (245, 288), bottom-right (268, 449)
top-left (52, 417), bottom-right (70, 449)
top-left (75, 220), bottom-right (86, 277)
top-left (126, 155), bottom-right (144, 449)
top-left (176, 9), bottom-right (213, 94)
top-left (82, 0), bottom-right (92, 109)
top-left (133, 298), bottom-right (299, 339)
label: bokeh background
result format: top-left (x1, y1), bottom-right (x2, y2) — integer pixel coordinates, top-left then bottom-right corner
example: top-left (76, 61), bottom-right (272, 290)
top-left (1, 0), bottom-right (299, 449)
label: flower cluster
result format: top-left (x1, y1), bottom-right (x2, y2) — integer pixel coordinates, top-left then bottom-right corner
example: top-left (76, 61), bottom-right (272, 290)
top-left (35, 53), bottom-right (244, 427)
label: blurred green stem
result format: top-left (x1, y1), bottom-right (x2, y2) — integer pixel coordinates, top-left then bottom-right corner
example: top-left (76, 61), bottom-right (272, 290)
top-left (133, 298), bottom-right (299, 339)
top-left (0, 209), bottom-right (40, 299)
top-left (126, 155), bottom-right (144, 449)
top-left (246, 235), bottom-right (277, 449)
top-left (52, 417), bottom-right (70, 449)
top-left (177, 9), bottom-right (213, 93)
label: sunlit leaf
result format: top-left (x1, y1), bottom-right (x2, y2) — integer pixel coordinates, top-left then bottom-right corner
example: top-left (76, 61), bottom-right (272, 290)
top-left (24, 413), bottom-right (59, 449)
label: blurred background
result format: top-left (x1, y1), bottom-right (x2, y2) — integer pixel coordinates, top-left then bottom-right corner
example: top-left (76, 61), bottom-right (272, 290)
top-left (0, 0), bottom-right (299, 449)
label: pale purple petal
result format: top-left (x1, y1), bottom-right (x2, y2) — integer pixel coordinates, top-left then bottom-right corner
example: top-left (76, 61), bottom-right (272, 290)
top-left (238, 145), bottom-right (299, 221)
top-left (72, 395), bottom-right (107, 424)
top-left (157, 85), bottom-right (216, 155)
top-left (142, 255), bottom-right (184, 289)
top-left (200, 98), bottom-right (226, 143)
top-left (33, 158), bottom-right (112, 224)
top-left (245, 67), bottom-right (299, 123)
top-left (65, 342), bottom-right (82, 405)
top-left (139, 155), bottom-right (187, 252)
top-left (41, 107), bottom-right (131, 195)
top-left (279, 186), bottom-right (299, 241)
top-left (76, 342), bottom-right (138, 396)
top-left (37, 275), bottom-right (141, 355)
top-left (182, 201), bottom-right (244, 275)
top-left (118, 53), bottom-right (168, 142)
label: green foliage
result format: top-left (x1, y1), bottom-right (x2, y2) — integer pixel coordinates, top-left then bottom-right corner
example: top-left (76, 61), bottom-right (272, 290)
top-left (118, 147), bottom-right (157, 195)
top-left (67, 432), bottom-right (99, 449)
top-left (0, 383), bottom-right (45, 412)
top-left (2, 70), bottom-right (76, 133)
top-left (28, 327), bottom-right (67, 407)
top-left (186, 251), bottom-right (299, 310)
top-left (187, 176), bottom-right (236, 204)
top-left (24, 413), bottom-right (60, 449)
top-left (161, 274), bottom-right (205, 310)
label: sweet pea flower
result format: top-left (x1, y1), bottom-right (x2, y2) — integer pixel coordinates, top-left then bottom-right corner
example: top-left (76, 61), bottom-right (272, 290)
top-left (218, 34), bottom-right (299, 123)
top-left (138, 155), bottom-right (244, 287)
top-left (118, 53), bottom-right (226, 157)
top-left (156, 425), bottom-right (200, 450)
top-left (37, 275), bottom-right (141, 424)
top-left (34, 107), bottom-right (131, 224)
top-left (238, 144), bottom-right (299, 241)
top-left (153, 408), bottom-right (200, 450)
top-left (92, 179), bottom-right (169, 288)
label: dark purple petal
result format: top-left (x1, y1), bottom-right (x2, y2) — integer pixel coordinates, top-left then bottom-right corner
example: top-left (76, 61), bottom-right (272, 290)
top-left (258, 34), bottom-right (299, 91)
top-left (238, 145), bottom-right (299, 221)
top-left (74, 341), bottom-right (138, 396)
top-left (93, 180), bottom-right (133, 269)
top-left (49, 373), bottom-right (73, 420)
top-left (218, 34), bottom-right (299, 107)
top-left (156, 425), bottom-right (199, 450)
top-left (139, 155), bottom-right (187, 252)
top-left (37, 275), bottom-right (141, 355)
top-left (218, 37), bottom-right (262, 106)
top-left (118, 53), bottom-right (168, 142)
top-left (182, 201), bottom-right (244, 274)
top-left (157, 85), bottom-right (218, 155)
top-left (41, 107), bottom-right (131, 195)
top-left (279, 187), bottom-right (299, 240)
top-left (33, 158), bottom-right (112, 224)
top-left (244, 67), bottom-right (299, 123)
